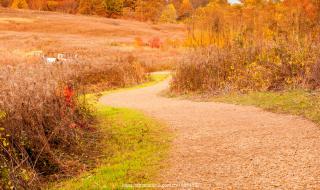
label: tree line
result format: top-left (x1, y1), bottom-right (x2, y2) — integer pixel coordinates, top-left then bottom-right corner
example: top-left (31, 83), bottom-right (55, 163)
top-left (0, 0), bottom-right (207, 22)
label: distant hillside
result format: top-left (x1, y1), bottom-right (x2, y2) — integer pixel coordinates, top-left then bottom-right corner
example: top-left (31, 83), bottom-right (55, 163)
top-left (0, 7), bottom-right (185, 68)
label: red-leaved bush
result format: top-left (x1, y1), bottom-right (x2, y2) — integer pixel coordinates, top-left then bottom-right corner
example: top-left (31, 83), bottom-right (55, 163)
top-left (148, 37), bottom-right (161, 48)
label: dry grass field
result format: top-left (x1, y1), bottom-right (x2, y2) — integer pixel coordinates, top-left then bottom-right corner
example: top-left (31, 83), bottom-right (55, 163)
top-left (0, 8), bottom-right (185, 70)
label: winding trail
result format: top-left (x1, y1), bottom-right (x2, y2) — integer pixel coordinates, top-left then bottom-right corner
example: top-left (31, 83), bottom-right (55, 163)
top-left (100, 79), bottom-right (320, 189)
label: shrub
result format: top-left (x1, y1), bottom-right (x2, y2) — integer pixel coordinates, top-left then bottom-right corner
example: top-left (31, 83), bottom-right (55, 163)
top-left (10, 0), bottom-right (28, 9)
top-left (134, 37), bottom-right (144, 48)
top-left (76, 55), bottom-right (147, 92)
top-left (103, 0), bottom-right (124, 17)
top-left (0, 62), bottom-right (91, 189)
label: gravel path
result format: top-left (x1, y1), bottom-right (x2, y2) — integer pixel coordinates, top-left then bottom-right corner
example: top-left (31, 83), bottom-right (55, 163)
top-left (100, 79), bottom-right (320, 189)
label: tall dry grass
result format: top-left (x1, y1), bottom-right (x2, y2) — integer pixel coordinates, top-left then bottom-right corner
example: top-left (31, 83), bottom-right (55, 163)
top-left (172, 41), bottom-right (320, 93)
top-left (0, 55), bottom-right (147, 189)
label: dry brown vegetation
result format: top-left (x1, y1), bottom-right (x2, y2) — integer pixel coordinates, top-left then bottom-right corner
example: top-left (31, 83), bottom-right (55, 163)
top-left (0, 8), bottom-right (185, 70)
top-left (0, 54), bottom-right (149, 189)
top-left (0, 8), bottom-right (184, 189)
top-left (0, 61), bottom-right (92, 189)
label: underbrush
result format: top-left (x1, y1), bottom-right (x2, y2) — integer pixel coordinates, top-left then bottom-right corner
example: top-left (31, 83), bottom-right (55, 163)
top-left (76, 55), bottom-right (147, 93)
top-left (172, 43), bottom-right (320, 94)
top-left (0, 61), bottom-right (92, 190)
top-left (0, 55), bottom-right (147, 189)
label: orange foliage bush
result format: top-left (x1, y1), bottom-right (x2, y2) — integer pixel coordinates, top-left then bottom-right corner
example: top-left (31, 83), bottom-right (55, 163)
top-left (134, 37), bottom-right (144, 48)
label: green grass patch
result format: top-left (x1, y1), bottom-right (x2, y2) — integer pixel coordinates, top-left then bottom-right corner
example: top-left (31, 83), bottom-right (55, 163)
top-left (51, 73), bottom-right (171, 190)
top-left (213, 90), bottom-right (320, 124)
top-left (84, 73), bottom-right (169, 103)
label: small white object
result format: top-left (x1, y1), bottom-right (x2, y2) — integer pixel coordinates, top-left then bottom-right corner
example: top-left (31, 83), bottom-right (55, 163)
top-left (45, 57), bottom-right (57, 64)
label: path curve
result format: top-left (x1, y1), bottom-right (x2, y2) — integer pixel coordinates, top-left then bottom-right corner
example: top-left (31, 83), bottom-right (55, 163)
top-left (100, 79), bottom-right (320, 189)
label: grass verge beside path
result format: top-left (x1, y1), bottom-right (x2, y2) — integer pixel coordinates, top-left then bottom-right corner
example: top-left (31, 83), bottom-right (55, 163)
top-left (51, 73), bottom-right (170, 190)
top-left (213, 90), bottom-right (320, 125)
top-left (85, 72), bottom-right (170, 102)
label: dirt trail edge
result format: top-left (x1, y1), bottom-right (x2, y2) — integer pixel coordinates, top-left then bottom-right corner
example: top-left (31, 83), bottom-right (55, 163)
top-left (100, 79), bottom-right (320, 189)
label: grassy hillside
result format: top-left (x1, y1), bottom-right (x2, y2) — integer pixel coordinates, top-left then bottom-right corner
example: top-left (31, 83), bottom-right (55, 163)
top-left (0, 8), bottom-right (185, 70)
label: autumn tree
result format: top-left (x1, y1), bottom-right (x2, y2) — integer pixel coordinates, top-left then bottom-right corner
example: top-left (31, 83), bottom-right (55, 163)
top-left (123, 0), bottom-right (136, 9)
top-left (191, 0), bottom-right (209, 7)
top-left (27, 0), bottom-right (47, 10)
top-left (282, 0), bottom-right (318, 38)
top-left (11, 0), bottom-right (29, 8)
top-left (103, 0), bottom-right (124, 17)
top-left (159, 3), bottom-right (177, 23)
top-left (179, 0), bottom-right (193, 17)
top-left (135, 0), bottom-right (165, 22)
top-left (284, 0), bottom-right (317, 19)
top-left (78, 0), bottom-right (90, 14)
top-left (78, 0), bottom-right (105, 15)
top-left (57, 0), bottom-right (79, 13)
top-left (240, 0), bottom-right (268, 6)
top-left (0, 0), bottom-right (11, 7)
top-left (210, 0), bottom-right (228, 5)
